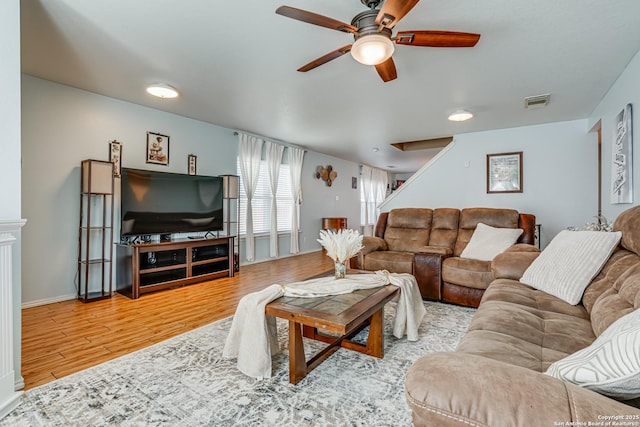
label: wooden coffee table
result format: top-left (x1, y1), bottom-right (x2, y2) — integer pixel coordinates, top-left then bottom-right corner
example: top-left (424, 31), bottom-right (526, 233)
top-left (265, 281), bottom-right (399, 384)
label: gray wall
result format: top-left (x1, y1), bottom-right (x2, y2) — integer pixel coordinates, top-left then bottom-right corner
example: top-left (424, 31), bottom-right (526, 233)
top-left (381, 119), bottom-right (597, 248)
top-left (589, 48), bottom-right (640, 221)
top-left (21, 75), bottom-right (362, 305)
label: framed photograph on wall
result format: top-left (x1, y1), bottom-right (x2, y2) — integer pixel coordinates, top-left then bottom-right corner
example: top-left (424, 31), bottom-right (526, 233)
top-left (146, 131), bottom-right (170, 165)
top-left (487, 151), bottom-right (523, 193)
top-left (109, 140), bottom-right (122, 178)
top-left (188, 154), bottom-right (197, 175)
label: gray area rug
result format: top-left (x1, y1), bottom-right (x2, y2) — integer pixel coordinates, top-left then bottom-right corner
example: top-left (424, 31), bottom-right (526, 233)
top-left (2, 301), bottom-right (475, 427)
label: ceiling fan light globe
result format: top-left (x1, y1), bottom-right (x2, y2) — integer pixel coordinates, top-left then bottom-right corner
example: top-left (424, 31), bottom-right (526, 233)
top-left (351, 34), bottom-right (395, 65)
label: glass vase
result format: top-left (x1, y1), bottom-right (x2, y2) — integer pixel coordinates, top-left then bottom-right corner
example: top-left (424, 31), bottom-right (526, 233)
top-left (334, 261), bottom-right (346, 279)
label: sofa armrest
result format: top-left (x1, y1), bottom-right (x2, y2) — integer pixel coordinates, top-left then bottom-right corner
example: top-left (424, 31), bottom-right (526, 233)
top-left (405, 352), bottom-right (640, 427)
top-left (491, 244), bottom-right (540, 280)
top-left (413, 252), bottom-right (450, 300)
top-left (415, 245), bottom-right (453, 256)
top-left (361, 236), bottom-right (387, 254)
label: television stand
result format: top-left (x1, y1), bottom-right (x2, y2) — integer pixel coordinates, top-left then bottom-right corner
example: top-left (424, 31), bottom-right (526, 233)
top-left (116, 236), bottom-right (235, 299)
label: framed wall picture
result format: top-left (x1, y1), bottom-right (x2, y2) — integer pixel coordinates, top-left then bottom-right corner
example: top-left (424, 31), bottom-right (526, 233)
top-left (611, 103), bottom-right (633, 204)
top-left (188, 154), bottom-right (197, 175)
top-left (487, 151), bottom-right (523, 193)
top-left (146, 131), bottom-right (170, 165)
top-left (109, 140), bottom-right (122, 178)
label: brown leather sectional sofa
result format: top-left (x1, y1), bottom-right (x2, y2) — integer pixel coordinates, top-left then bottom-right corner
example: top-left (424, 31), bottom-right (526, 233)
top-left (405, 205), bottom-right (640, 425)
top-left (352, 207), bottom-right (537, 307)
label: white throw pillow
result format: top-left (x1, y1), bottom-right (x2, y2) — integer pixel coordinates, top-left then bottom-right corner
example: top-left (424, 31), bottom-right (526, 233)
top-left (460, 223), bottom-right (523, 262)
top-left (520, 230), bottom-right (621, 305)
top-left (546, 308), bottom-right (640, 400)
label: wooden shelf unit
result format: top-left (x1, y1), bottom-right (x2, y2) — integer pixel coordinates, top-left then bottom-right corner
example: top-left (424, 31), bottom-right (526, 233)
top-left (116, 236), bottom-right (235, 299)
top-left (322, 217), bottom-right (348, 232)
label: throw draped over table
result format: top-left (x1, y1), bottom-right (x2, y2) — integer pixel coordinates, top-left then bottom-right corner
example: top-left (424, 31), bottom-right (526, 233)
top-left (223, 270), bottom-right (426, 379)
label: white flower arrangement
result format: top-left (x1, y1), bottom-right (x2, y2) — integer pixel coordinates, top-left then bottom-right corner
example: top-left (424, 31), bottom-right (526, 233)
top-left (568, 215), bottom-right (613, 232)
top-left (317, 229), bottom-right (364, 263)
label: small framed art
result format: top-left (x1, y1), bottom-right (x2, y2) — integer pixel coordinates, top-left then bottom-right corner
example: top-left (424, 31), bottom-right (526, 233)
top-left (146, 131), bottom-right (170, 165)
top-left (188, 154), bottom-right (197, 175)
top-left (109, 140), bottom-right (122, 178)
top-left (486, 151), bottom-right (523, 193)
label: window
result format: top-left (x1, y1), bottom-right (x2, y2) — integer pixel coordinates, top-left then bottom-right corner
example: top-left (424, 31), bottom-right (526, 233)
top-left (360, 165), bottom-right (388, 227)
top-left (237, 159), bottom-right (293, 235)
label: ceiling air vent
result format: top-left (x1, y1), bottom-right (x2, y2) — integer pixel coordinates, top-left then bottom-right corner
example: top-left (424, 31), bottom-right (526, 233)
top-left (524, 93), bottom-right (551, 109)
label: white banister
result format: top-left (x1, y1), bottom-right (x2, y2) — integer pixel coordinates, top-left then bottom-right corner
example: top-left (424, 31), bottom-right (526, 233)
top-left (0, 219), bottom-right (26, 420)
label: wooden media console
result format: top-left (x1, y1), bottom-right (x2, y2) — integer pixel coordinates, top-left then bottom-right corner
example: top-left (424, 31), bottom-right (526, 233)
top-left (116, 236), bottom-right (235, 299)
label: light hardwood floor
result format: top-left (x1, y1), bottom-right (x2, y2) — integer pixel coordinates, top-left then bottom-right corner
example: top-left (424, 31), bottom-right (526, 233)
top-left (21, 251), bottom-right (334, 390)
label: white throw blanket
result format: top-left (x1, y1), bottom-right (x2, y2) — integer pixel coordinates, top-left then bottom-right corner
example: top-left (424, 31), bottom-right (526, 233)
top-left (222, 271), bottom-right (426, 379)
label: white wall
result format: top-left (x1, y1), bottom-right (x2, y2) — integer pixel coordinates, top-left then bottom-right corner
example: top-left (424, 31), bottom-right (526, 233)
top-left (381, 120), bottom-right (597, 247)
top-left (21, 75), bottom-right (361, 304)
top-left (1, 0), bottom-right (23, 391)
top-left (589, 48), bottom-right (640, 221)
top-left (0, 3), bottom-right (21, 220)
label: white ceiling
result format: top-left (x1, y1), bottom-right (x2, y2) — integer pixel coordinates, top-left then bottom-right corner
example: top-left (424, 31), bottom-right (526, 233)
top-left (20, 0), bottom-right (640, 173)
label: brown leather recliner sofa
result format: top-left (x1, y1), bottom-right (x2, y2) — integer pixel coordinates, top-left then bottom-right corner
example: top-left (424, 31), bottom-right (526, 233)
top-left (405, 205), bottom-right (640, 426)
top-left (352, 207), bottom-right (537, 307)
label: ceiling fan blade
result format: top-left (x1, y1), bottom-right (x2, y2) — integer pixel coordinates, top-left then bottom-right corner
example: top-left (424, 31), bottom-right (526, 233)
top-left (297, 45), bottom-right (352, 72)
top-left (395, 30), bottom-right (480, 47)
top-left (276, 6), bottom-right (357, 34)
top-left (375, 57), bottom-right (397, 82)
top-left (375, 0), bottom-right (420, 30)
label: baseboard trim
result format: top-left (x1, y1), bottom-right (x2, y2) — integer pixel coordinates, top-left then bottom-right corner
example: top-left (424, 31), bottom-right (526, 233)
top-left (239, 249), bottom-right (321, 266)
top-left (0, 390), bottom-right (23, 420)
top-left (22, 294), bottom-right (77, 309)
top-left (22, 251), bottom-right (323, 306)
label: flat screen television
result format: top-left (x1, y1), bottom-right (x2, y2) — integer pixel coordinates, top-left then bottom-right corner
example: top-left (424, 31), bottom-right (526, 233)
top-left (120, 168), bottom-right (224, 237)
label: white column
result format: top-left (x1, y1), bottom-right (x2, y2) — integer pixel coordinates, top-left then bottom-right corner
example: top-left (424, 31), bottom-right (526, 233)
top-left (0, 220), bottom-right (25, 420)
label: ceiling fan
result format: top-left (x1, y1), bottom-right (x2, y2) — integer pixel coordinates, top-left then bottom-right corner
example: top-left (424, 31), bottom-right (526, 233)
top-left (276, 0), bottom-right (480, 82)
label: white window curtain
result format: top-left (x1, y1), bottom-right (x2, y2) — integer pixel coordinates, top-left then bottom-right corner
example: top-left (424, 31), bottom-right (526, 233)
top-left (288, 146), bottom-right (305, 254)
top-left (238, 133), bottom-right (264, 262)
top-left (360, 165), bottom-right (388, 234)
top-left (265, 141), bottom-right (284, 258)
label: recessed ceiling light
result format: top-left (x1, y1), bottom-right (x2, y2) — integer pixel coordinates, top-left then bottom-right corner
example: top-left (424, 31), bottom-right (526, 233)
top-left (372, 147), bottom-right (379, 152)
top-left (146, 84), bottom-right (179, 99)
top-left (448, 110), bottom-right (473, 122)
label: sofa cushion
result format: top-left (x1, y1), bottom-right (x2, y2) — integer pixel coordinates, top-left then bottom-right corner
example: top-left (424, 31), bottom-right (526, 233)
top-left (428, 208), bottom-right (460, 249)
top-left (520, 230), bottom-right (622, 305)
top-left (456, 280), bottom-right (595, 372)
top-left (405, 353), bottom-right (640, 427)
top-left (384, 208), bottom-right (432, 252)
top-left (546, 308), bottom-right (640, 400)
top-left (588, 253), bottom-right (640, 336)
top-left (454, 208), bottom-right (520, 256)
top-left (442, 257), bottom-right (493, 290)
top-left (460, 223), bottom-right (523, 261)
top-left (614, 205), bottom-right (640, 255)
top-left (364, 250), bottom-right (414, 274)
